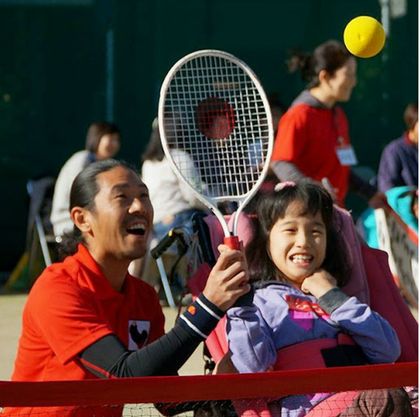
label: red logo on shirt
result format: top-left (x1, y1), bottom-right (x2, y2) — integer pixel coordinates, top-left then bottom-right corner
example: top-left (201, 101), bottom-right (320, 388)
top-left (285, 295), bottom-right (328, 317)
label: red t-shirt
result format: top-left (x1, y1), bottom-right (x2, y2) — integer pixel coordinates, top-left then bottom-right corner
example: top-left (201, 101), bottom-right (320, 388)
top-left (272, 103), bottom-right (351, 205)
top-left (6, 244), bottom-right (164, 416)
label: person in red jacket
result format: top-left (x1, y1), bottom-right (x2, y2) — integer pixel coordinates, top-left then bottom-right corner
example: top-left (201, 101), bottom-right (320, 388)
top-left (5, 159), bottom-right (250, 417)
top-left (271, 40), bottom-right (386, 209)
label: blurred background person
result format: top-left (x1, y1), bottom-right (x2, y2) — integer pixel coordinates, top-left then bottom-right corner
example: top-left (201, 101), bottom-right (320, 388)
top-left (268, 92), bottom-right (287, 137)
top-left (141, 117), bottom-right (206, 242)
top-left (270, 40), bottom-right (386, 210)
top-left (377, 102), bottom-right (418, 192)
top-left (50, 121), bottom-right (121, 240)
top-left (129, 118), bottom-right (207, 298)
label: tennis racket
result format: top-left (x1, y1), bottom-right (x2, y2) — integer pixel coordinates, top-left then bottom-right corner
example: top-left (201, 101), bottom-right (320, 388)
top-left (158, 49), bottom-right (273, 249)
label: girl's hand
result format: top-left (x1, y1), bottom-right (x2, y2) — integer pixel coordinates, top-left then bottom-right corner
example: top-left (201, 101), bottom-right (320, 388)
top-left (301, 269), bottom-right (337, 299)
top-left (202, 244), bottom-right (250, 311)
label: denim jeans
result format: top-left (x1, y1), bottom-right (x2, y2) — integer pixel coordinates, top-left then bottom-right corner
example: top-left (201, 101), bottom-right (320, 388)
top-left (153, 209), bottom-right (203, 241)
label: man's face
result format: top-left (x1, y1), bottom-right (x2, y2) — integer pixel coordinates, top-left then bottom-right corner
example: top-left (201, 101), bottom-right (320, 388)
top-left (85, 166), bottom-right (153, 263)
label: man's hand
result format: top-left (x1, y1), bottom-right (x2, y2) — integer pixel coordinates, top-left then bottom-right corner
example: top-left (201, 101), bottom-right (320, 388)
top-left (202, 244), bottom-right (250, 311)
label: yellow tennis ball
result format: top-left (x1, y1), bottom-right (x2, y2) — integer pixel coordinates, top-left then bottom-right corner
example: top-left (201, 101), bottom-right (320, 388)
top-left (343, 16), bottom-right (386, 58)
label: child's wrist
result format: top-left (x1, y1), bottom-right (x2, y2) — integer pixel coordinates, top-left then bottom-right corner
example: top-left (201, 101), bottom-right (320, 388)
top-left (312, 284), bottom-right (337, 299)
top-left (318, 288), bottom-right (350, 313)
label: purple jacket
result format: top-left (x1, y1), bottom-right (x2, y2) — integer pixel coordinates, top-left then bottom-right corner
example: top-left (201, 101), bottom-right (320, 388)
top-left (227, 282), bottom-right (401, 417)
top-left (377, 134), bottom-right (418, 192)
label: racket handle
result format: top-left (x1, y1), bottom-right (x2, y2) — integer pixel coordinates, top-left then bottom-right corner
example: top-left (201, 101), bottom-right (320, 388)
top-left (224, 235), bottom-right (241, 250)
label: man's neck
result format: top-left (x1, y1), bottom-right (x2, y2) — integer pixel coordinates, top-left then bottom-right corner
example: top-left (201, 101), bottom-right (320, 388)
top-left (89, 250), bottom-right (130, 292)
top-left (101, 262), bottom-right (129, 292)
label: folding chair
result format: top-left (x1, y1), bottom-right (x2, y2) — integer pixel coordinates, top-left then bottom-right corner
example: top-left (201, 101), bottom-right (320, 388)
top-left (26, 177), bottom-right (56, 275)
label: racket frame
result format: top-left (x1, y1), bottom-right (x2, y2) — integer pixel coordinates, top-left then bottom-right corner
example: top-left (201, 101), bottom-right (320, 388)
top-left (158, 49), bottom-right (273, 239)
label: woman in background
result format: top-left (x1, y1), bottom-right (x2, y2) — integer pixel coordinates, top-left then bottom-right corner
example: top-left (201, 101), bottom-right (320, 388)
top-left (50, 121), bottom-right (121, 239)
top-left (141, 118), bottom-right (206, 241)
top-left (271, 40), bottom-right (386, 209)
top-left (129, 119), bottom-right (206, 288)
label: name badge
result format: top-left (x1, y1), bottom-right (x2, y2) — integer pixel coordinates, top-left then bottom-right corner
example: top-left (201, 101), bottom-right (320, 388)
top-left (336, 145), bottom-right (358, 166)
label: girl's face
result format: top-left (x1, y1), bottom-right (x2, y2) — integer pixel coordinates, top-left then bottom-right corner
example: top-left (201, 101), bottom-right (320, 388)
top-left (268, 201), bottom-right (327, 288)
top-left (325, 57), bottom-right (357, 103)
top-left (96, 133), bottom-right (121, 160)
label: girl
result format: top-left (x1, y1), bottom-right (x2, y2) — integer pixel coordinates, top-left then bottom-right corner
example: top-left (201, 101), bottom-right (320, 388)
top-left (270, 40), bottom-right (386, 209)
top-left (226, 181), bottom-right (411, 416)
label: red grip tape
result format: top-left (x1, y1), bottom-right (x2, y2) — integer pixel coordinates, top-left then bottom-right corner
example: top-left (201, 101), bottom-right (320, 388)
top-left (224, 235), bottom-right (240, 249)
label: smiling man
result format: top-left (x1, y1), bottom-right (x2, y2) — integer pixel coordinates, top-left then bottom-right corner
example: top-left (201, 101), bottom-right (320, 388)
top-left (6, 159), bottom-right (250, 417)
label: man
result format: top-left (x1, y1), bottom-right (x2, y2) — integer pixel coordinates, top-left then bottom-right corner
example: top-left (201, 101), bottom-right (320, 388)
top-left (6, 159), bottom-right (249, 417)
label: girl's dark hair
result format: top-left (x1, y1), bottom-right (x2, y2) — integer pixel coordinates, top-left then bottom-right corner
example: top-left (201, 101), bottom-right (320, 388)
top-left (403, 103), bottom-right (418, 130)
top-left (85, 121), bottom-right (120, 153)
top-left (141, 118), bottom-right (165, 163)
top-left (246, 181), bottom-right (350, 287)
top-left (57, 159), bottom-right (138, 260)
top-left (287, 40), bottom-right (352, 89)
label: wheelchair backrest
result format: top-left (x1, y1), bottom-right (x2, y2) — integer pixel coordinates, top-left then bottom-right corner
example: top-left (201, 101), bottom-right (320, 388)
top-left (190, 206), bottom-right (418, 362)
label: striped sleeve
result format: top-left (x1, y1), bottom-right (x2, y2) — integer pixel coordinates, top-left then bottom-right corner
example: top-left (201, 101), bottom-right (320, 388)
top-left (178, 294), bottom-right (224, 339)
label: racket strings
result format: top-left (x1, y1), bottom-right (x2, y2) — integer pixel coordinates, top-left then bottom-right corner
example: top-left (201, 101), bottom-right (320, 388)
top-left (162, 54), bottom-right (271, 199)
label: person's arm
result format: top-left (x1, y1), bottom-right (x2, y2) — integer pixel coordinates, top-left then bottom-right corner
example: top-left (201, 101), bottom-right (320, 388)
top-left (172, 150), bottom-right (206, 206)
top-left (348, 169), bottom-right (377, 200)
top-left (79, 293), bottom-right (222, 377)
top-left (377, 145), bottom-right (403, 192)
top-left (348, 169), bottom-right (388, 209)
top-left (302, 272), bottom-right (401, 364)
top-left (227, 307), bottom-right (277, 373)
top-left (318, 288), bottom-right (401, 363)
top-left (270, 160), bottom-right (306, 182)
top-left (80, 244), bottom-right (250, 378)
top-left (271, 161), bottom-right (339, 201)
top-left (227, 288), bottom-right (282, 374)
